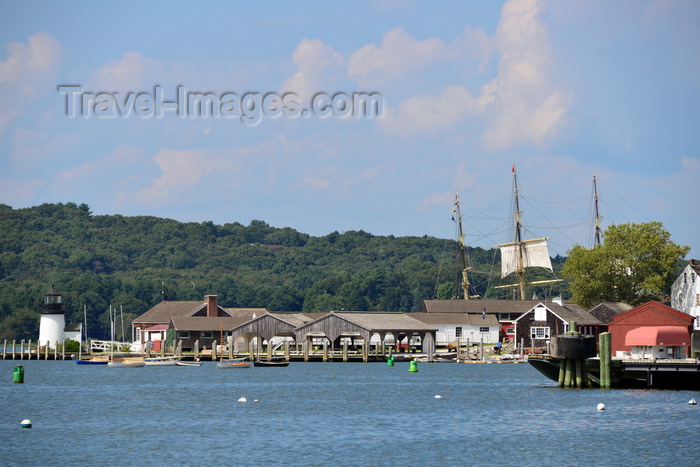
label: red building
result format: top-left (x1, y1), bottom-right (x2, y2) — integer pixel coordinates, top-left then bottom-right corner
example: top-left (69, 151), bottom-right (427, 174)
top-left (608, 301), bottom-right (694, 355)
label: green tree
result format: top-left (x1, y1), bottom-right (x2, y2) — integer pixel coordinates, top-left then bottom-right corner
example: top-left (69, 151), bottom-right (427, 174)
top-left (562, 222), bottom-right (689, 308)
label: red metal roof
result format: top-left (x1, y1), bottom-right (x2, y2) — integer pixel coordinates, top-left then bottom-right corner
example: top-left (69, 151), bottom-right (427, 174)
top-left (624, 326), bottom-right (689, 346)
top-left (144, 324), bottom-right (169, 331)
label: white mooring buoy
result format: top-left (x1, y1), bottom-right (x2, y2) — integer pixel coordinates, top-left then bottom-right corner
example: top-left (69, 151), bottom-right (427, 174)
top-left (689, 398), bottom-right (697, 406)
top-left (434, 395), bottom-right (442, 399)
top-left (238, 397), bottom-right (247, 403)
top-left (597, 403), bottom-right (606, 411)
top-left (21, 419), bottom-right (32, 428)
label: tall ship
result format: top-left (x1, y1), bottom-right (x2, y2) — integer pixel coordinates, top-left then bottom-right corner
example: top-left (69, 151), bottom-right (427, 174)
top-left (494, 165), bottom-right (561, 300)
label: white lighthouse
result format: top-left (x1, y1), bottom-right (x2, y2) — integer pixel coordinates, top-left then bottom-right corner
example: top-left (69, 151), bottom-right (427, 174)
top-left (38, 285), bottom-right (66, 349)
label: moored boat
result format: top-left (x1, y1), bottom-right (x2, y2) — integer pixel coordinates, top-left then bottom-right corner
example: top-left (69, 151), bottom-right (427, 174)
top-left (217, 357), bottom-right (251, 369)
top-left (144, 356), bottom-right (181, 366)
top-left (108, 357), bottom-right (145, 367)
top-left (176, 360), bottom-right (203, 367)
top-left (253, 357), bottom-right (289, 367)
top-left (76, 355), bottom-right (110, 365)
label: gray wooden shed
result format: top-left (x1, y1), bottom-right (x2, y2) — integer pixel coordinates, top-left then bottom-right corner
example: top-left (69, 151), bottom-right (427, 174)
top-left (294, 311), bottom-right (437, 359)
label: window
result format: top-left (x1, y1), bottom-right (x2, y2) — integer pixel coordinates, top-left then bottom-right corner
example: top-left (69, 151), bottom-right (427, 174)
top-left (505, 327), bottom-right (515, 336)
top-left (534, 305), bottom-right (547, 321)
top-left (177, 331), bottom-right (190, 339)
top-left (201, 331), bottom-right (213, 339)
top-left (455, 327), bottom-right (462, 338)
top-left (479, 326), bottom-right (489, 333)
top-left (531, 327), bottom-right (550, 339)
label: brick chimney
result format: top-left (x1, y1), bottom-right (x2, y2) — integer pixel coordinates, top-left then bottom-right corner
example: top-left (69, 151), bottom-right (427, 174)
top-left (205, 295), bottom-right (218, 317)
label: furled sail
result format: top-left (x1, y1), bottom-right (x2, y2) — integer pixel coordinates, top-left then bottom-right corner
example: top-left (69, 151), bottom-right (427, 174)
top-left (499, 238), bottom-right (553, 278)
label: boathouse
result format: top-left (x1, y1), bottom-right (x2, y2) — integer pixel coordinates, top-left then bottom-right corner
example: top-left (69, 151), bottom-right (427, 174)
top-left (230, 312), bottom-right (320, 354)
top-left (294, 312), bottom-right (437, 359)
top-left (608, 301), bottom-right (694, 357)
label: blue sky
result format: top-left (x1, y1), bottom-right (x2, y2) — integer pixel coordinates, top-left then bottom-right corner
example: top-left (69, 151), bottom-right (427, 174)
top-left (1, 0), bottom-right (698, 259)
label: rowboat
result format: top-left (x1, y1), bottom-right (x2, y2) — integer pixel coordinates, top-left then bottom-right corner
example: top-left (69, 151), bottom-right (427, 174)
top-left (176, 360), bottom-right (203, 367)
top-left (144, 356), bottom-right (181, 366)
top-left (217, 357), bottom-right (251, 369)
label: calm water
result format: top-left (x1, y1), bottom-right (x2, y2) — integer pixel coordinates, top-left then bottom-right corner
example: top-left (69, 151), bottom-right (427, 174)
top-left (2, 360), bottom-right (700, 466)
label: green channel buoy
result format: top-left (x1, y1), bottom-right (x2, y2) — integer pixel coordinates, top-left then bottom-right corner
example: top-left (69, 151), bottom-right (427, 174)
top-left (387, 356), bottom-right (394, 366)
top-left (13, 365), bottom-right (24, 384)
top-left (409, 360), bottom-right (418, 372)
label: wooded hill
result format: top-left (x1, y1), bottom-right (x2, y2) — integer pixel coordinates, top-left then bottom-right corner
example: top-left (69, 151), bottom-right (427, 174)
top-left (0, 202), bottom-right (566, 341)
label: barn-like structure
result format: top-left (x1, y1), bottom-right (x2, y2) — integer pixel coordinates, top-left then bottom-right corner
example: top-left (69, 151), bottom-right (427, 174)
top-left (294, 312), bottom-right (437, 360)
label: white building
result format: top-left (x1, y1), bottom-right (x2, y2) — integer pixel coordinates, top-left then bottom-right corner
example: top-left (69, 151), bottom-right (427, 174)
top-left (671, 259), bottom-right (700, 330)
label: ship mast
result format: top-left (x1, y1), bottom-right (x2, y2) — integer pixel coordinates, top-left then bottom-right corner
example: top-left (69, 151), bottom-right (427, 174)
top-left (513, 168), bottom-right (527, 300)
top-left (453, 193), bottom-right (477, 299)
top-left (495, 165), bottom-right (561, 299)
top-left (592, 170), bottom-right (602, 248)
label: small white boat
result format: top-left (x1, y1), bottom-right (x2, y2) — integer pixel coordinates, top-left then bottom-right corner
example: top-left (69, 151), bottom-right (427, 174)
top-left (176, 360), bottom-right (203, 367)
top-left (144, 356), bottom-right (181, 366)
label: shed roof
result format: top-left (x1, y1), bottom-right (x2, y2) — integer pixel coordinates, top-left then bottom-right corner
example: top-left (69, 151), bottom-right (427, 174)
top-left (332, 312), bottom-right (437, 332)
top-left (422, 299), bottom-right (540, 314)
top-left (170, 316), bottom-right (251, 331)
top-left (133, 300), bottom-right (224, 324)
top-left (610, 301), bottom-right (693, 327)
top-left (133, 300), bottom-right (266, 324)
top-left (625, 326), bottom-right (690, 346)
top-left (513, 302), bottom-right (602, 325)
top-left (588, 302), bottom-right (633, 324)
top-left (409, 312), bottom-right (500, 327)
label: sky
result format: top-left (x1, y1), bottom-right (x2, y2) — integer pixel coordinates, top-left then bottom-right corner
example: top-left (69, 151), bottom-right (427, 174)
top-left (1, 0), bottom-right (698, 259)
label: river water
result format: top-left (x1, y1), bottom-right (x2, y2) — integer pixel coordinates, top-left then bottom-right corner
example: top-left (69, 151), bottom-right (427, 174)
top-left (2, 360), bottom-right (699, 466)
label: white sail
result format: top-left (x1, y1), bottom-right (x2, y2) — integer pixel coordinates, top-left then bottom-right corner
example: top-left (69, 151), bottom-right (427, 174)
top-left (499, 238), bottom-right (553, 278)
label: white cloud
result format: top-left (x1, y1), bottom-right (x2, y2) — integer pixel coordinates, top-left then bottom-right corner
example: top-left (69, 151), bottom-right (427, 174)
top-left (302, 163), bottom-right (390, 193)
top-left (377, 0), bottom-right (569, 150)
top-left (55, 144), bottom-right (144, 187)
top-left (130, 148), bottom-right (219, 205)
top-left (0, 31), bottom-right (61, 90)
top-left (120, 142), bottom-right (278, 208)
top-left (347, 27), bottom-right (446, 87)
top-left (482, 0), bottom-right (570, 149)
top-left (282, 39), bottom-right (343, 101)
top-left (0, 31), bottom-right (62, 137)
top-left (91, 51), bottom-right (160, 91)
top-left (381, 84), bottom-right (492, 134)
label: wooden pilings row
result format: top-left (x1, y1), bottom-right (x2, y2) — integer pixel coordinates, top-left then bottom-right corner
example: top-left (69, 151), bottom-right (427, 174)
top-left (2, 339), bottom-right (67, 360)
